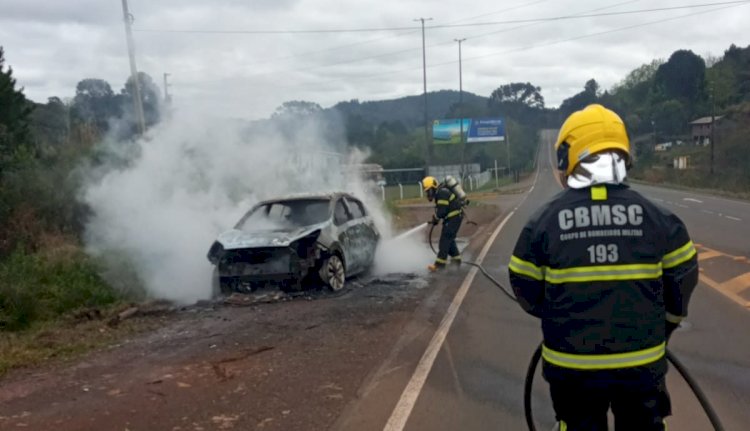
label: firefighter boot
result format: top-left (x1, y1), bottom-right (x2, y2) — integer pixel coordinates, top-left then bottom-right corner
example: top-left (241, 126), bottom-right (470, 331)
top-left (428, 259), bottom-right (447, 272)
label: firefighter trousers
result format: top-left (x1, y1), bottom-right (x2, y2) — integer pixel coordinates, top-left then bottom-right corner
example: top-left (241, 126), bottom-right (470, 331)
top-left (548, 373), bottom-right (671, 431)
top-left (436, 215), bottom-right (462, 266)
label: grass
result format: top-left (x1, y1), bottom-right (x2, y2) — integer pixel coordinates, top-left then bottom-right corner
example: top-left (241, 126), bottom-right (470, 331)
top-left (631, 146), bottom-right (750, 201)
top-left (0, 242), bottom-right (152, 377)
top-left (0, 310), bottom-right (167, 377)
top-left (0, 247), bottom-right (121, 331)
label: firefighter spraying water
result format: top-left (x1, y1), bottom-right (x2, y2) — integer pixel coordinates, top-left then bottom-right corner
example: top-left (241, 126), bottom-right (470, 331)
top-left (421, 175), bottom-right (468, 272)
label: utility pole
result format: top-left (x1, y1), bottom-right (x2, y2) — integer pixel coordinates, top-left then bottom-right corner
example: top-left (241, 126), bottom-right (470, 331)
top-left (710, 85), bottom-right (716, 175)
top-left (506, 122), bottom-right (512, 179)
top-left (455, 38), bottom-right (466, 179)
top-left (121, 0), bottom-right (147, 135)
top-left (163, 72), bottom-right (172, 104)
top-left (414, 17), bottom-right (433, 170)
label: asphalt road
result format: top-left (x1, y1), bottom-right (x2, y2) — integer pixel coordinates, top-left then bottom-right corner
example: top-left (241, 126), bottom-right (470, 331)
top-left (361, 133), bottom-right (750, 431)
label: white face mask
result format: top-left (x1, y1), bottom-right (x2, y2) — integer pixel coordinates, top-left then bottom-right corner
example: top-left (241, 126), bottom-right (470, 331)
top-left (567, 151), bottom-right (628, 189)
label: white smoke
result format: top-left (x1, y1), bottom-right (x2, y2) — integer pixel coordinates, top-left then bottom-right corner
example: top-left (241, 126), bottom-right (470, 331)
top-left (372, 228), bottom-right (435, 275)
top-left (81, 107), bottom-right (428, 303)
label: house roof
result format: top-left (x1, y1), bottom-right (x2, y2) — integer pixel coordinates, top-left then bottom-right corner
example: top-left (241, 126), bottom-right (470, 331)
top-left (689, 116), bottom-right (723, 125)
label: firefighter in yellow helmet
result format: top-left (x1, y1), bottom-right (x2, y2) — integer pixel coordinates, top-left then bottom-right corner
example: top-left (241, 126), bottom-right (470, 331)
top-left (509, 104), bottom-right (698, 430)
top-left (422, 175), bottom-right (465, 271)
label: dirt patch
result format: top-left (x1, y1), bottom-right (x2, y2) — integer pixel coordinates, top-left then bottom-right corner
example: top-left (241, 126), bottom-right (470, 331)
top-left (0, 273), bottom-right (435, 431)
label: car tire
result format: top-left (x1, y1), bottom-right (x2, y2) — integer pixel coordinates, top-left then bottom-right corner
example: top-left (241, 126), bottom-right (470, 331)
top-left (320, 254), bottom-right (346, 292)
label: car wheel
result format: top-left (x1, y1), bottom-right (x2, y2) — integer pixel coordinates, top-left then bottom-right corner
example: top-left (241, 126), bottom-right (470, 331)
top-left (321, 254), bottom-right (346, 292)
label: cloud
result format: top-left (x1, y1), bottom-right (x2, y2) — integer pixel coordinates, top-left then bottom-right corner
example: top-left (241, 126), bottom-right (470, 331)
top-left (1, 0), bottom-right (748, 117)
top-left (0, 0), bottom-right (117, 25)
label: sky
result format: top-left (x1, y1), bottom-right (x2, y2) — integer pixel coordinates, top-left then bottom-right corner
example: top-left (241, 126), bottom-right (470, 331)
top-left (1, 0), bottom-right (748, 120)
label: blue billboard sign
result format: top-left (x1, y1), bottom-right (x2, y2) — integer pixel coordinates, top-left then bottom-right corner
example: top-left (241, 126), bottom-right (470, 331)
top-left (432, 118), bottom-right (505, 144)
top-left (467, 118), bottom-right (505, 143)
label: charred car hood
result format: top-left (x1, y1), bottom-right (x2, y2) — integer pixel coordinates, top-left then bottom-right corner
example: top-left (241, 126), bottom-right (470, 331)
top-left (216, 222), bottom-right (330, 250)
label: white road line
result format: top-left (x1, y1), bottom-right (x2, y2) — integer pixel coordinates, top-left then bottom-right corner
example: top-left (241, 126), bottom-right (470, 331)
top-left (702, 210), bottom-right (715, 215)
top-left (683, 198), bottom-right (703, 204)
top-left (725, 216), bottom-right (742, 221)
top-left (382, 142), bottom-right (543, 431)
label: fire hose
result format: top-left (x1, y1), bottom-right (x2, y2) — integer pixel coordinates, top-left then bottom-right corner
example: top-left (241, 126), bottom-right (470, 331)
top-left (426, 222), bottom-right (725, 431)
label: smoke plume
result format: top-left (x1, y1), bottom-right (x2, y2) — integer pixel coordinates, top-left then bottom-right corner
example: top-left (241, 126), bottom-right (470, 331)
top-left (82, 107), bottom-right (431, 303)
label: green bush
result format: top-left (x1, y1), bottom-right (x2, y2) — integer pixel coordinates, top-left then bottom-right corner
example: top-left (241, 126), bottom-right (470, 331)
top-left (0, 248), bottom-right (120, 331)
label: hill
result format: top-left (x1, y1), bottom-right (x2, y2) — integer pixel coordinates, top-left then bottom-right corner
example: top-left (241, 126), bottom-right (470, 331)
top-left (331, 90), bottom-right (489, 128)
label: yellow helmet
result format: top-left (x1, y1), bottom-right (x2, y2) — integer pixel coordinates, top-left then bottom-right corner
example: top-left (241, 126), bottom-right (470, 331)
top-left (555, 104), bottom-right (630, 176)
top-left (421, 176), bottom-right (438, 191)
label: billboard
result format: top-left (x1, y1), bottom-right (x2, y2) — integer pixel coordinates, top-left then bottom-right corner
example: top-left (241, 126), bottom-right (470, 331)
top-left (432, 118), bottom-right (505, 144)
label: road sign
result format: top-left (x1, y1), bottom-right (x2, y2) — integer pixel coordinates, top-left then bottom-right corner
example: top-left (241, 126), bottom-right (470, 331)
top-left (432, 118), bottom-right (505, 144)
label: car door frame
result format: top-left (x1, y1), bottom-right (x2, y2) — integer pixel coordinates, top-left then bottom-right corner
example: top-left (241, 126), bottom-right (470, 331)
top-left (332, 197), bottom-right (359, 274)
top-left (344, 196), bottom-right (378, 270)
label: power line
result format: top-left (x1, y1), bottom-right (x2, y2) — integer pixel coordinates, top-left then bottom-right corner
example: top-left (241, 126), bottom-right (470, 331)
top-left (171, 0), bottom-right (557, 83)
top-left (461, 0), bottom-right (644, 42)
top-left (134, 1), bottom-right (749, 35)
top-left (442, 0), bottom-right (553, 25)
top-left (167, 0), bottom-right (553, 71)
top-left (428, 1), bottom-right (749, 30)
top-left (307, 0), bottom-right (645, 70)
top-left (267, 2), bottom-right (747, 90)
top-left (459, 3), bottom-right (746, 64)
top-left (170, 0), bottom-right (668, 83)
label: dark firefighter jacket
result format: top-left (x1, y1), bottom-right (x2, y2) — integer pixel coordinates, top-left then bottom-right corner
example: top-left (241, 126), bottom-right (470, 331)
top-left (434, 186), bottom-right (463, 220)
top-left (509, 184), bottom-right (698, 377)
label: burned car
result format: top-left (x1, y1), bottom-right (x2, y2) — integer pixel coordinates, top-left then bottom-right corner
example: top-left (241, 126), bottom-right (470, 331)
top-left (207, 193), bottom-right (380, 294)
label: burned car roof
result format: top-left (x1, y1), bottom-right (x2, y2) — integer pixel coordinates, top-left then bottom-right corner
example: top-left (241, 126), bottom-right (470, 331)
top-left (254, 191), bottom-right (355, 204)
top-left (216, 192), bottom-right (363, 251)
top-left (216, 222), bottom-right (329, 249)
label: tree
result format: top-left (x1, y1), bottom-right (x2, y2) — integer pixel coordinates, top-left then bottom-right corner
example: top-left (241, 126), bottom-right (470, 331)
top-left (584, 78), bottom-right (600, 96)
top-left (121, 72), bottom-right (161, 127)
top-left (652, 100), bottom-right (687, 136)
top-left (653, 50), bottom-right (706, 104)
top-left (558, 79), bottom-right (600, 119)
top-left (0, 46), bottom-right (34, 174)
top-left (271, 100), bottom-right (323, 119)
top-left (710, 44), bottom-right (750, 106)
top-left (71, 78), bottom-right (120, 132)
top-left (31, 97), bottom-right (70, 149)
top-left (445, 100), bottom-right (488, 119)
top-left (488, 82), bottom-right (545, 109)
top-left (614, 59), bottom-right (664, 92)
top-left (487, 82), bottom-right (545, 124)
top-left (344, 113), bottom-right (374, 148)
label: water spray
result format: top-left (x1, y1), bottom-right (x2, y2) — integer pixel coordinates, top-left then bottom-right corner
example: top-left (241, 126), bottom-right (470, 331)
top-left (393, 223), bottom-right (428, 240)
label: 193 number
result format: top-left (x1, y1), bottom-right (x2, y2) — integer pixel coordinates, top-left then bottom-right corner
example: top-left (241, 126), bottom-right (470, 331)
top-left (587, 244), bottom-right (619, 263)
